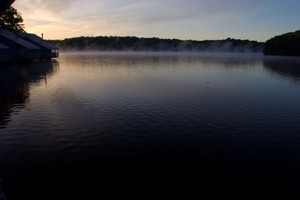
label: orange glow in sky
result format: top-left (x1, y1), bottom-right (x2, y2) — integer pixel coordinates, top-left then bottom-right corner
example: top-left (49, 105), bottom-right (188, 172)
top-left (14, 0), bottom-right (300, 41)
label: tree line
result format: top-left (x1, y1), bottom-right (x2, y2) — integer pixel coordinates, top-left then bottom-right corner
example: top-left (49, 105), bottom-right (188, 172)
top-left (264, 30), bottom-right (300, 56)
top-left (49, 37), bottom-right (263, 53)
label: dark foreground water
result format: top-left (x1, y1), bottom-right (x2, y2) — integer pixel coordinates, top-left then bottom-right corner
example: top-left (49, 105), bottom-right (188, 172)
top-left (1, 52), bottom-right (300, 199)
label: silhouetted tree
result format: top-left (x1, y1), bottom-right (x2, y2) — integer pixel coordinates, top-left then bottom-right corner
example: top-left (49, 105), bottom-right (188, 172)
top-left (0, 6), bottom-right (25, 32)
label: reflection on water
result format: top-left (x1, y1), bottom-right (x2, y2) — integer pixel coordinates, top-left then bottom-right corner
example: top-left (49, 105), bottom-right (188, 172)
top-left (61, 52), bottom-right (262, 69)
top-left (0, 61), bottom-right (58, 128)
top-left (0, 53), bottom-right (300, 200)
top-left (263, 57), bottom-right (300, 82)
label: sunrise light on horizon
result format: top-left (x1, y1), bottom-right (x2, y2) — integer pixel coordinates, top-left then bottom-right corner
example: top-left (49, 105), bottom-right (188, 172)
top-left (14, 0), bottom-right (300, 41)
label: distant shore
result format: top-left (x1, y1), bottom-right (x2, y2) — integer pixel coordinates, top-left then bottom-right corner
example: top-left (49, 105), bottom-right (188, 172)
top-left (48, 36), bottom-right (263, 53)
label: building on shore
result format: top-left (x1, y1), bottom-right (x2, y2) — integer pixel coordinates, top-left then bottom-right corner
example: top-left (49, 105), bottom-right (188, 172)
top-left (17, 32), bottom-right (59, 60)
top-left (0, 29), bottom-right (40, 62)
top-left (0, 43), bottom-right (9, 62)
top-left (0, 29), bottom-right (59, 63)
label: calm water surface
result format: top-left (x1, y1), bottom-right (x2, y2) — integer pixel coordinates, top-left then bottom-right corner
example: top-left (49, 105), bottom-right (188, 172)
top-left (1, 52), bottom-right (300, 199)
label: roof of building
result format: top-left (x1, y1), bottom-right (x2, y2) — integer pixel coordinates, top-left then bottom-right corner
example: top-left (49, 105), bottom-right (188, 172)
top-left (0, 29), bottom-right (40, 50)
top-left (18, 32), bottom-right (58, 50)
top-left (0, 42), bottom-right (9, 49)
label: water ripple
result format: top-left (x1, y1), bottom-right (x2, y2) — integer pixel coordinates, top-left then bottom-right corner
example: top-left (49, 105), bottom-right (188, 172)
top-left (1, 53), bottom-right (300, 199)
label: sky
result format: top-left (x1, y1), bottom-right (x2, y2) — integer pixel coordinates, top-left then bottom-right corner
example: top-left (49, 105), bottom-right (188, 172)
top-left (13, 0), bottom-right (300, 41)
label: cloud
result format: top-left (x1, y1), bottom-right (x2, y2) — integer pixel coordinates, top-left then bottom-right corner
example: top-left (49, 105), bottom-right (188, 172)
top-left (75, 0), bottom-right (265, 32)
top-left (12, 0), bottom-right (300, 41)
top-left (15, 0), bottom-right (75, 13)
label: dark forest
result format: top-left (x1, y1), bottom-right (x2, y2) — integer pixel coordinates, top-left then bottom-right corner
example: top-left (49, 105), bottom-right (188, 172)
top-left (264, 30), bottom-right (300, 56)
top-left (49, 36), bottom-right (263, 53)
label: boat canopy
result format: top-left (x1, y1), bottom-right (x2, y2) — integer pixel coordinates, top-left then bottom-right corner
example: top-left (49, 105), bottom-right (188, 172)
top-left (0, 42), bottom-right (9, 49)
top-left (18, 33), bottom-right (59, 50)
top-left (0, 29), bottom-right (40, 50)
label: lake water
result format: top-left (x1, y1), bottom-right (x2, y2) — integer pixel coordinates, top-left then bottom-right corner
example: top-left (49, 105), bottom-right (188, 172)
top-left (1, 52), bottom-right (300, 199)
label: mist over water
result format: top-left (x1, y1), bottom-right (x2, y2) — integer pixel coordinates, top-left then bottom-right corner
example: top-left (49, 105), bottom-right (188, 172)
top-left (0, 52), bottom-right (300, 200)
top-left (55, 37), bottom-right (263, 53)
